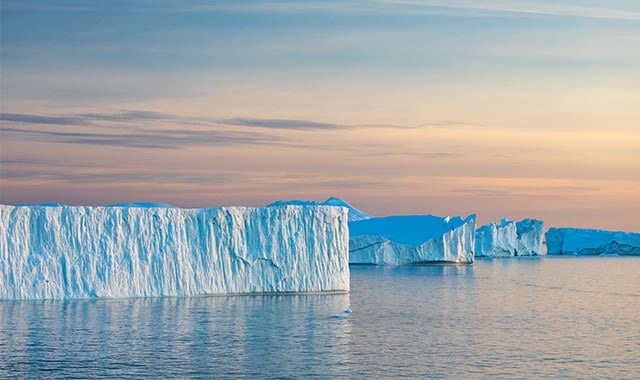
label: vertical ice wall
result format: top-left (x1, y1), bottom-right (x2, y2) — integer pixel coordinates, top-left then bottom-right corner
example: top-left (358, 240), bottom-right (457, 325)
top-left (546, 227), bottom-right (640, 255)
top-left (475, 218), bottom-right (517, 257)
top-left (475, 218), bottom-right (544, 257)
top-left (348, 214), bottom-right (476, 265)
top-left (0, 205), bottom-right (350, 300)
top-left (516, 219), bottom-right (545, 256)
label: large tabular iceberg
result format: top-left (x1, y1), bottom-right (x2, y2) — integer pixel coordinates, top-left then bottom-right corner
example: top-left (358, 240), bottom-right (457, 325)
top-left (546, 227), bottom-right (640, 256)
top-left (0, 204), bottom-right (350, 300)
top-left (475, 218), bottom-right (544, 257)
top-left (349, 214), bottom-right (476, 265)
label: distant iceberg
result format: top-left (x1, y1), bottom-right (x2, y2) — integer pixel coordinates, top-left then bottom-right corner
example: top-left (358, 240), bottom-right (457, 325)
top-left (546, 227), bottom-right (640, 256)
top-left (516, 219), bottom-right (545, 256)
top-left (475, 218), bottom-right (544, 257)
top-left (267, 197), bottom-right (372, 222)
top-left (0, 204), bottom-right (350, 300)
top-left (349, 214), bottom-right (476, 265)
top-left (475, 218), bottom-right (517, 257)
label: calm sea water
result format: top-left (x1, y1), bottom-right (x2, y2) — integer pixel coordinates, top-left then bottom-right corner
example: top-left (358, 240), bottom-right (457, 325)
top-left (1, 257), bottom-right (639, 379)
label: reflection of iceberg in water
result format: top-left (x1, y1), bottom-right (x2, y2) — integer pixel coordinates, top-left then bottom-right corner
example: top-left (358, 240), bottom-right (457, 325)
top-left (0, 294), bottom-right (352, 378)
top-left (228, 294), bottom-right (352, 377)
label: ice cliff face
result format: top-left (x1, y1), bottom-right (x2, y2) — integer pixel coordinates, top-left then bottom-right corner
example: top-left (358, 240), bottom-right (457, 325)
top-left (546, 227), bottom-right (640, 256)
top-left (475, 218), bottom-right (544, 257)
top-left (516, 219), bottom-right (545, 256)
top-left (267, 197), bottom-right (372, 222)
top-left (0, 205), bottom-right (350, 300)
top-left (475, 218), bottom-right (517, 257)
top-left (348, 214), bottom-right (476, 265)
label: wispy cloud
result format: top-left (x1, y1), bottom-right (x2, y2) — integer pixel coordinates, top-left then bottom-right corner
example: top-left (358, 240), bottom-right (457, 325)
top-left (1, 125), bottom-right (280, 149)
top-left (223, 118), bottom-right (348, 131)
top-left (454, 187), bottom-right (516, 197)
top-left (0, 111), bottom-right (174, 126)
top-left (371, 0), bottom-right (640, 21)
top-left (419, 120), bottom-right (482, 128)
top-left (0, 113), bottom-right (86, 126)
top-left (1, 111), bottom-right (438, 145)
top-left (76, 110), bottom-right (172, 122)
top-left (0, 111), bottom-right (352, 149)
top-left (1, 167), bottom-right (235, 185)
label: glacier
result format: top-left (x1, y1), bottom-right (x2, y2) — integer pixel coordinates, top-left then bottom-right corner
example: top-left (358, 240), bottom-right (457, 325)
top-left (475, 218), bottom-right (544, 257)
top-left (267, 197), bottom-right (372, 222)
top-left (0, 204), bottom-right (350, 300)
top-left (348, 214), bottom-right (477, 265)
top-left (546, 227), bottom-right (640, 256)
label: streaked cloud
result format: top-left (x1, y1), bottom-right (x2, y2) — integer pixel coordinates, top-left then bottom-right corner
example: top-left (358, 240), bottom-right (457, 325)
top-left (0, 113), bottom-right (86, 126)
top-left (223, 118), bottom-right (348, 131)
top-left (1, 111), bottom-right (175, 126)
top-left (371, 0), bottom-right (640, 21)
top-left (0, 167), bottom-right (233, 185)
top-left (1, 126), bottom-right (280, 149)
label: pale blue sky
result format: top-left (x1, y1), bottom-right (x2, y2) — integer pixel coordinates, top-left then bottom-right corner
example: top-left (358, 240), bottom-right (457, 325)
top-left (1, 1), bottom-right (639, 229)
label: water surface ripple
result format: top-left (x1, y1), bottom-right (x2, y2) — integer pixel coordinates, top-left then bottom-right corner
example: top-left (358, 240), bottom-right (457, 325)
top-left (1, 256), bottom-right (638, 379)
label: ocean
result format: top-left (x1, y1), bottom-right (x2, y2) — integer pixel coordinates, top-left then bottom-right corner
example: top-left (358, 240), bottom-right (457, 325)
top-left (1, 256), bottom-right (638, 379)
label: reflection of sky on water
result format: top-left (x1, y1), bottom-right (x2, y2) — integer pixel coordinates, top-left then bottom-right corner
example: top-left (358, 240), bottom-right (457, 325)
top-left (2, 258), bottom-right (639, 378)
top-left (0, 294), bottom-right (351, 378)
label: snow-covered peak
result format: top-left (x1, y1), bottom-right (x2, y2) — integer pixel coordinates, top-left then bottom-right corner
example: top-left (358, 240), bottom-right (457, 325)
top-left (267, 197), bottom-right (372, 222)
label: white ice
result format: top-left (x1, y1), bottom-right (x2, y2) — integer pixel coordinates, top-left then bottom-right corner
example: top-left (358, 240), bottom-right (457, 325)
top-left (475, 218), bottom-right (544, 257)
top-left (475, 218), bottom-right (517, 257)
top-left (546, 227), bottom-right (640, 256)
top-left (0, 204), bottom-right (350, 300)
top-left (267, 197), bottom-right (372, 222)
top-left (348, 214), bottom-right (476, 265)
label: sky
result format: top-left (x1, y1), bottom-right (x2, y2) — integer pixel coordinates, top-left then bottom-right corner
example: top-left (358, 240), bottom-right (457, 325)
top-left (1, 0), bottom-right (639, 230)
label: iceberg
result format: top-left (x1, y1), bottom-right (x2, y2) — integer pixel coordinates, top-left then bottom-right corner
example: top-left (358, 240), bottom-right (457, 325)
top-left (475, 218), bottom-right (544, 257)
top-left (0, 204), bottom-right (350, 300)
top-left (267, 197), bottom-right (372, 222)
top-left (516, 218), bottom-right (545, 256)
top-left (475, 218), bottom-right (517, 257)
top-left (348, 214), bottom-right (476, 265)
top-left (546, 227), bottom-right (640, 256)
